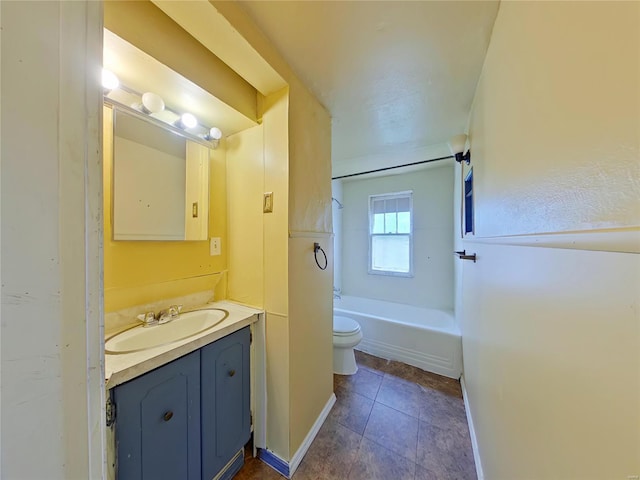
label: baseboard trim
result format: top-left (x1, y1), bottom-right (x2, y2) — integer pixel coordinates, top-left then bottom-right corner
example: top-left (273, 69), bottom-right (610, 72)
top-left (258, 393), bottom-right (336, 479)
top-left (357, 339), bottom-right (461, 379)
top-left (257, 449), bottom-right (290, 478)
top-left (289, 393), bottom-right (336, 476)
top-left (461, 375), bottom-right (484, 480)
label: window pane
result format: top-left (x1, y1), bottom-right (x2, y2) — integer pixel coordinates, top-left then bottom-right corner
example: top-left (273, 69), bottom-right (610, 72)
top-left (372, 199), bottom-right (385, 214)
top-left (372, 213), bottom-right (385, 233)
top-left (384, 198), bottom-right (397, 214)
top-left (397, 212), bottom-right (410, 233)
top-left (396, 197), bottom-right (410, 213)
top-left (371, 235), bottom-right (410, 273)
top-left (384, 213), bottom-right (397, 233)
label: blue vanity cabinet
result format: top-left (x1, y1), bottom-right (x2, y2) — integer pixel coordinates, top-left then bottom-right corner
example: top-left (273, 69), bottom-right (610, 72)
top-left (114, 350), bottom-right (201, 480)
top-left (201, 326), bottom-right (251, 480)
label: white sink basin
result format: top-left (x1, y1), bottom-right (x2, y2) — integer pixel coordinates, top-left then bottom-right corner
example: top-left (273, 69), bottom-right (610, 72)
top-left (105, 308), bottom-right (229, 354)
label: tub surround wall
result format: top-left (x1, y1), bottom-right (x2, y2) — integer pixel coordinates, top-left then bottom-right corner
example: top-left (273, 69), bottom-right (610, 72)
top-left (342, 165), bottom-right (454, 311)
top-left (332, 179), bottom-right (344, 294)
top-left (458, 2), bottom-right (640, 478)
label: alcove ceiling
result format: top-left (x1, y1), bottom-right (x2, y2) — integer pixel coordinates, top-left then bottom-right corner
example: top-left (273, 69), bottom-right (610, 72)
top-left (103, 29), bottom-right (257, 137)
top-left (238, 1), bottom-right (500, 168)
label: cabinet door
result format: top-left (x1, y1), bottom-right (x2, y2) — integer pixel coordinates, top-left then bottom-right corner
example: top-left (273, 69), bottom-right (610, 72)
top-left (114, 351), bottom-right (201, 480)
top-left (201, 327), bottom-right (251, 480)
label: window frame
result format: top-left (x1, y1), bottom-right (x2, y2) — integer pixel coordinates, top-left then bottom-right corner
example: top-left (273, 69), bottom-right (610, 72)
top-left (463, 168), bottom-right (474, 236)
top-left (368, 190), bottom-right (414, 278)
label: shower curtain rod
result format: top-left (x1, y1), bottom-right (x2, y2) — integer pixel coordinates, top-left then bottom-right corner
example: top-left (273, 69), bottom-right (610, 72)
top-left (331, 154), bottom-right (454, 180)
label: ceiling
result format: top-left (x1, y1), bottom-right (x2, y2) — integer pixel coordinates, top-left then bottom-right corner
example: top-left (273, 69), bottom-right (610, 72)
top-left (238, 1), bottom-right (500, 169)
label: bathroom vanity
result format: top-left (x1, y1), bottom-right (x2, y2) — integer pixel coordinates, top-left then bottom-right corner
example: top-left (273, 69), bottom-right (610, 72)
top-left (105, 302), bottom-right (261, 480)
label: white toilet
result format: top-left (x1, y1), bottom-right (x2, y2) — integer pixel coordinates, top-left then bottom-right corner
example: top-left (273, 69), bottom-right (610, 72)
top-left (333, 315), bottom-right (363, 375)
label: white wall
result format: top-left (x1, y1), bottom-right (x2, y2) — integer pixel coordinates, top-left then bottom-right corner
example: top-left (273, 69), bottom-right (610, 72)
top-left (342, 164), bottom-right (454, 310)
top-left (458, 2), bottom-right (640, 478)
top-left (1, 1), bottom-right (104, 477)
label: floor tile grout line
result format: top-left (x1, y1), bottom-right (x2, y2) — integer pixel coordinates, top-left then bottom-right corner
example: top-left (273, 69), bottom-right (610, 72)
top-left (344, 430), bottom-right (364, 480)
top-left (360, 429), bottom-right (419, 466)
top-left (373, 397), bottom-right (420, 420)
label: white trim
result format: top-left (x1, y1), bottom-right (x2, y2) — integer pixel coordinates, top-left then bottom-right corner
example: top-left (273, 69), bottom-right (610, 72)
top-left (288, 393), bottom-right (337, 477)
top-left (357, 339), bottom-right (461, 379)
top-left (251, 313), bottom-right (267, 454)
top-left (461, 375), bottom-right (484, 480)
top-left (463, 227), bottom-right (640, 254)
top-left (60, 2), bottom-right (105, 477)
top-left (368, 191), bottom-right (414, 276)
top-left (288, 230), bottom-right (333, 239)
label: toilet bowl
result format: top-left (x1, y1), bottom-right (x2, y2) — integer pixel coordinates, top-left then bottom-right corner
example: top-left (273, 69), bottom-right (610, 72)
top-left (333, 315), bottom-right (363, 375)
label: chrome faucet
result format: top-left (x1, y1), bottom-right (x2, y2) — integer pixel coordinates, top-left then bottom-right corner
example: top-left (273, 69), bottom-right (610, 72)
top-left (136, 305), bottom-right (182, 327)
top-left (333, 287), bottom-right (341, 300)
top-left (157, 305), bottom-right (182, 324)
top-left (136, 311), bottom-right (157, 327)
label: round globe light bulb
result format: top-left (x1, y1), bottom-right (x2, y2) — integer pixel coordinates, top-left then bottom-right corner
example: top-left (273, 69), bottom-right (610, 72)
top-left (208, 127), bottom-right (223, 140)
top-left (141, 92), bottom-right (165, 114)
top-left (102, 69), bottom-right (119, 91)
top-left (181, 113), bottom-right (198, 129)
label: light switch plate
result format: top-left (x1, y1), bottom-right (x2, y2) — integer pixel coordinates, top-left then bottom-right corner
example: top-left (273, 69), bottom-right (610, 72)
top-left (263, 192), bottom-right (273, 213)
top-left (210, 237), bottom-right (221, 256)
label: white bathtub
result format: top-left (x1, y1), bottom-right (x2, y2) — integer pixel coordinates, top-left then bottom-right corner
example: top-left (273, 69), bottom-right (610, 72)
top-left (334, 295), bottom-right (462, 379)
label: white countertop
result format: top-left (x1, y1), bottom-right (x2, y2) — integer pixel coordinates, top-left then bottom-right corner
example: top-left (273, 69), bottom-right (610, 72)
top-left (105, 301), bottom-right (262, 389)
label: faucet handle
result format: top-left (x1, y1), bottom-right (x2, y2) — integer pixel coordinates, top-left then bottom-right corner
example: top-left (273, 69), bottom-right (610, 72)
top-left (137, 311), bottom-right (156, 326)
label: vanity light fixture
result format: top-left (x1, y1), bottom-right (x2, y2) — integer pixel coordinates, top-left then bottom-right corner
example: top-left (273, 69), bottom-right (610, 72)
top-left (103, 77), bottom-right (220, 148)
top-left (449, 134), bottom-right (471, 164)
top-left (207, 127), bottom-right (223, 141)
top-left (139, 92), bottom-right (165, 114)
top-left (176, 112), bottom-right (198, 130)
top-left (102, 69), bottom-right (120, 91)
top-left (202, 127), bottom-right (223, 148)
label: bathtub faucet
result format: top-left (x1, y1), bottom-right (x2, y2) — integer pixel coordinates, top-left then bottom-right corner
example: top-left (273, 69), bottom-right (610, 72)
top-left (333, 287), bottom-right (341, 300)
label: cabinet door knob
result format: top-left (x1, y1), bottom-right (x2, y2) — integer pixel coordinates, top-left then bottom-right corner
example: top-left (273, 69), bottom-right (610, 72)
top-left (163, 411), bottom-right (174, 422)
top-left (228, 369), bottom-right (236, 377)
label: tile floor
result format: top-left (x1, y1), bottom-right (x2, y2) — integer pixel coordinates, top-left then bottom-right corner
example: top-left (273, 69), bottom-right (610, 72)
top-left (235, 351), bottom-right (476, 480)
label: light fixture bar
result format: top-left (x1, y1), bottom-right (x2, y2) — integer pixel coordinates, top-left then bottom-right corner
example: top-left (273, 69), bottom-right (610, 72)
top-left (103, 79), bottom-right (222, 148)
top-left (104, 97), bottom-right (218, 150)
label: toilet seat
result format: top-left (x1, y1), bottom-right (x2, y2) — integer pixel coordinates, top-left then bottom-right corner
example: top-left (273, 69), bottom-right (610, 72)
top-left (333, 316), bottom-right (361, 336)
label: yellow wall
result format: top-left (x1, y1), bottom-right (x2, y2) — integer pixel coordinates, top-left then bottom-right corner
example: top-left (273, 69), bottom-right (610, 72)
top-left (103, 105), bottom-right (228, 311)
top-left (104, 0), bottom-right (257, 123)
top-left (459, 2), bottom-right (640, 478)
top-left (261, 89), bottom-right (291, 457)
top-left (105, 0), bottom-right (334, 461)
top-left (287, 82), bottom-right (333, 234)
top-left (211, 1), bottom-right (335, 460)
top-left (286, 83), bottom-right (334, 452)
top-left (226, 124), bottom-right (265, 308)
top-left (262, 88), bottom-right (290, 316)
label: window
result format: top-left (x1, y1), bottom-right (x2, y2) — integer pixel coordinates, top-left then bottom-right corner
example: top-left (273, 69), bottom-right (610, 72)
top-left (369, 191), bottom-right (413, 276)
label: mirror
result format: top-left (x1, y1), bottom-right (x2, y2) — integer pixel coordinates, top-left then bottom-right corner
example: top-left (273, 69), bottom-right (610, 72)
top-left (112, 108), bottom-right (210, 241)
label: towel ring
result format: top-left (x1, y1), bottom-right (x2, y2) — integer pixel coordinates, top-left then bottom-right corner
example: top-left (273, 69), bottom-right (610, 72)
top-left (314, 242), bottom-right (328, 270)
